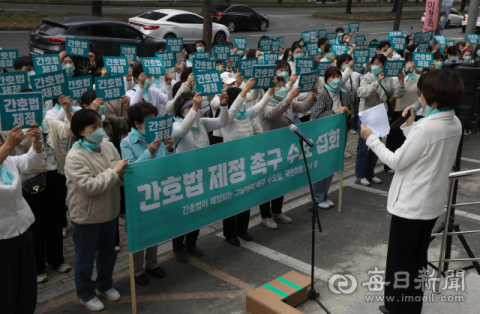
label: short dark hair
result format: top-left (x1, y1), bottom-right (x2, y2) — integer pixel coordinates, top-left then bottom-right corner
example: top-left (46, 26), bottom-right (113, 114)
top-left (258, 35), bottom-right (270, 49)
top-left (172, 80), bottom-right (185, 98)
top-left (475, 43), bottom-right (480, 54)
top-left (180, 67), bottom-right (192, 81)
top-left (14, 56), bottom-right (33, 71)
top-left (335, 27), bottom-right (344, 33)
top-left (417, 69), bottom-right (464, 110)
top-left (324, 43), bottom-right (332, 54)
top-left (336, 53), bottom-right (352, 68)
top-left (282, 48), bottom-right (291, 61)
top-left (226, 87), bottom-right (241, 108)
top-left (325, 66), bottom-right (342, 83)
top-left (404, 51), bottom-right (413, 62)
top-left (132, 62), bottom-right (143, 79)
top-left (185, 44), bottom-right (196, 55)
top-left (318, 38), bottom-right (328, 47)
top-left (447, 45), bottom-right (459, 57)
top-left (371, 54), bottom-right (387, 66)
top-left (128, 101), bottom-right (159, 129)
top-left (291, 41), bottom-right (301, 52)
top-left (173, 91), bottom-right (194, 118)
top-left (156, 42), bottom-right (166, 51)
top-left (428, 44), bottom-right (433, 53)
top-left (377, 41), bottom-right (391, 51)
top-left (62, 54), bottom-right (77, 67)
top-left (275, 59), bottom-right (291, 76)
top-left (247, 49), bottom-right (257, 59)
top-left (20, 88), bottom-right (33, 93)
top-left (433, 51), bottom-right (445, 62)
top-left (195, 40), bottom-right (206, 48)
top-left (81, 90), bottom-right (97, 108)
top-left (70, 109), bottom-right (101, 140)
top-left (222, 41), bottom-right (234, 49)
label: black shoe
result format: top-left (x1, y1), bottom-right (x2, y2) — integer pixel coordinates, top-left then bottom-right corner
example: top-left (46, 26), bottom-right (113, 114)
top-left (226, 237), bottom-right (240, 246)
top-left (185, 245), bottom-right (204, 257)
top-left (134, 274), bottom-right (149, 286)
top-left (379, 305), bottom-right (390, 314)
top-left (237, 231), bottom-right (253, 242)
top-left (173, 249), bottom-right (189, 262)
top-left (146, 266), bottom-right (165, 278)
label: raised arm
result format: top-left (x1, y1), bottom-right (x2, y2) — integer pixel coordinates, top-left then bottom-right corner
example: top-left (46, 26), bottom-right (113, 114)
top-left (249, 87), bottom-right (274, 119)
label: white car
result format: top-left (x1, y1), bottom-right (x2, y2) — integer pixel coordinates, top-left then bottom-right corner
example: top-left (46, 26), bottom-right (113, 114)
top-left (421, 8), bottom-right (464, 28)
top-left (128, 9), bottom-right (230, 45)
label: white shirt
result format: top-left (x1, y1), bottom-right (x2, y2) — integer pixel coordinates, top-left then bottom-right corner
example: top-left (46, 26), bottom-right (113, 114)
top-left (0, 147), bottom-right (45, 240)
top-left (127, 84), bottom-right (172, 117)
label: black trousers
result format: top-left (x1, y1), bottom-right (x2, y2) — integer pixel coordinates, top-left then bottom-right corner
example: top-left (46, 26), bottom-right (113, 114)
top-left (210, 136), bottom-right (224, 145)
top-left (385, 112), bottom-right (406, 171)
top-left (23, 171), bottom-right (66, 274)
top-left (385, 215), bottom-right (438, 314)
top-left (0, 230), bottom-right (37, 314)
top-left (223, 210), bottom-right (250, 238)
top-left (259, 196), bottom-right (284, 219)
top-left (172, 230), bottom-right (200, 251)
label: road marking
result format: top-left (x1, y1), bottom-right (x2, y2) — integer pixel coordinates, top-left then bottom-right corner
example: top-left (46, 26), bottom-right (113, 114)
top-left (370, 32), bottom-right (389, 35)
top-left (250, 33), bottom-right (301, 37)
top-left (461, 157), bottom-right (480, 164)
top-left (347, 184), bottom-right (389, 197)
top-left (456, 210), bottom-right (480, 222)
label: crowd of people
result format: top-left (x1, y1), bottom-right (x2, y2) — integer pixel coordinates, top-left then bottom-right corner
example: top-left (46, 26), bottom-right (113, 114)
top-left (0, 26), bottom-right (471, 314)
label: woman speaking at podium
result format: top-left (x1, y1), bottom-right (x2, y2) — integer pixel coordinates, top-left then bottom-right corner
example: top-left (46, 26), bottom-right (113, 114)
top-left (360, 69), bottom-right (464, 314)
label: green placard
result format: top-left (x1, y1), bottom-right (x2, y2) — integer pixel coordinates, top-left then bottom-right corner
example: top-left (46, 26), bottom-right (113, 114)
top-left (421, 31), bottom-right (433, 43)
top-left (413, 52), bottom-right (433, 69)
top-left (145, 114), bottom-right (174, 144)
top-left (0, 49), bottom-right (18, 69)
top-left (384, 60), bottom-right (404, 77)
top-left (295, 58), bottom-right (314, 75)
top-left (318, 29), bottom-right (327, 39)
top-left (124, 113), bottom-right (346, 253)
top-left (298, 70), bottom-right (317, 92)
top-left (94, 75), bottom-right (125, 101)
top-left (0, 92), bottom-right (43, 131)
top-left (103, 56), bottom-right (129, 76)
top-left (194, 70), bottom-right (223, 96)
top-left (194, 52), bottom-right (211, 60)
top-left (30, 70), bottom-right (69, 102)
top-left (193, 59), bottom-right (216, 73)
top-left (66, 37), bottom-right (89, 57)
top-left (239, 58), bottom-right (258, 79)
top-left (155, 51), bottom-right (176, 69)
top-left (252, 65), bottom-right (276, 89)
top-left (68, 75), bottom-right (93, 100)
top-left (317, 61), bottom-right (331, 77)
top-left (332, 44), bottom-right (348, 56)
top-left (213, 45), bottom-right (230, 61)
top-left (233, 37), bottom-right (247, 50)
top-left (166, 38), bottom-right (183, 53)
top-left (141, 58), bottom-right (166, 76)
top-left (466, 33), bottom-right (479, 45)
top-left (306, 42), bottom-right (317, 56)
top-left (355, 35), bottom-right (366, 47)
top-left (353, 49), bottom-right (369, 64)
top-left (348, 22), bottom-right (360, 33)
top-left (120, 45), bottom-right (137, 62)
top-left (32, 54), bottom-right (61, 74)
top-left (413, 32), bottom-right (422, 44)
top-left (0, 71), bottom-right (28, 94)
top-left (259, 38), bottom-right (273, 52)
top-left (264, 53), bottom-right (278, 65)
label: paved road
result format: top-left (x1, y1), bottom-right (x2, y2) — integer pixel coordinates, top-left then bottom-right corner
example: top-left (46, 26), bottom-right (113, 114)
top-left (0, 8), bottom-right (469, 57)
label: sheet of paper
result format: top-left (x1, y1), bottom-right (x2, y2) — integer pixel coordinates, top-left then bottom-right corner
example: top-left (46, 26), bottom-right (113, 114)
top-left (358, 104), bottom-right (390, 138)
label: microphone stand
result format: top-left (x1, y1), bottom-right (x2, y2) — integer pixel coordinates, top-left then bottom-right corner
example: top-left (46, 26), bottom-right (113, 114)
top-left (293, 138), bottom-right (331, 314)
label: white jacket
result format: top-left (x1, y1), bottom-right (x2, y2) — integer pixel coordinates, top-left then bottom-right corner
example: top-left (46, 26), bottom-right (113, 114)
top-left (222, 93), bottom-right (272, 142)
top-left (366, 111), bottom-right (462, 220)
top-left (0, 147), bottom-right (45, 240)
top-left (126, 84), bottom-right (172, 117)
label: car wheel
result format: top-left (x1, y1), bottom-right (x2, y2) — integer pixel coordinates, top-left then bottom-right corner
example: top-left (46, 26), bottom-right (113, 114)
top-left (462, 26), bottom-right (466, 33)
top-left (164, 33), bottom-right (176, 39)
top-left (214, 31), bottom-right (226, 45)
top-left (258, 20), bottom-right (268, 31)
top-left (77, 58), bottom-right (92, 75)
top-left (227, 21), bottom-right (235, 32)
top-left (445, 20), bottom-right (451, 29)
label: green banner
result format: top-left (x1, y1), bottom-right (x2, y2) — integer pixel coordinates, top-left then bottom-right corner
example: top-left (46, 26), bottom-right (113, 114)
top-left (124, 114), bottom-right (346, 253)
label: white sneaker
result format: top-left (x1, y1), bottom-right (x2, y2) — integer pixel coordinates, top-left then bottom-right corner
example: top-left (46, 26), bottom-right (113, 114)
top-left (325, 200), bottom-right (335, 207)
top-left (348, 129), bottom-right (357, 134)
top-left (79, 296), bottom-right (105, 312)
top-left (386, 169), bottom-right (395, 174)
top-left (115, 246), bottom-right (120, 252)
top-left (344, 152), bottom-right (352, 159)
top-left (62, 228), bottom-right (67, 238)
top-left (272, 213), bottom-right (292, 224)
top-left (369, 176), bottom-right (382, 184)
top-left (355, 178), bottom-right (371, 186)
top-left (96, 288), bottom-right (121, 301)
top-left (37, 273), bottom-right (48, 283)
top-left (47, 262), bottom-right (71, 273)
top-left (317, 202), bottom-right (330, 209)
top-left (261, 218), bottom-right (279, 230)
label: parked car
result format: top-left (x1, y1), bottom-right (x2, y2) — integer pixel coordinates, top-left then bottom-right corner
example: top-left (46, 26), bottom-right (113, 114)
top-left (421, 8), bottom-right (464, 28)
top-left (128, 9), bottom-right (230, 45)
top-left (205, 4), bottom-right (269, 33)
top-left (462, 8), bottom-right (480, 33)
top-left (29, 16), bottom-right (163, 74)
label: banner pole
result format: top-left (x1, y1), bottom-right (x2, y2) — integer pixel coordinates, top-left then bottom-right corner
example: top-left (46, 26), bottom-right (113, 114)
top-left (129, 253), bottom-right (137, 314)
top-left (338, 172), bottom-right (344, 213)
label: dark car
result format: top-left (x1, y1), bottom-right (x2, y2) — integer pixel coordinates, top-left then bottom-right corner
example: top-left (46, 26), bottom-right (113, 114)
top-left (29, 16), bottom-right (164, 74)
top-left (207, 4), bottom-right (269, 33)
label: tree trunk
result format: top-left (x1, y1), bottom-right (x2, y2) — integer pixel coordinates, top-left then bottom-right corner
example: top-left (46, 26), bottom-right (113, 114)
top-left (460, 0), bottom-right (467, 11)
top-left (203, 0), bottom-right (213, 52)
top-left (416, 0), bottom-right (419, 4)
top-left (393, 0), bottom-right (404, 30)
top-left (92, 0), bottom-right (102, 17)
top-left (322, 0), bottom-right (326, 4)
top-left (278, 0), bottom-right (282, 4)
top-left (391, 0), bottom-right (399, 13)
top-left (346, 0), bottom-right (353, 14)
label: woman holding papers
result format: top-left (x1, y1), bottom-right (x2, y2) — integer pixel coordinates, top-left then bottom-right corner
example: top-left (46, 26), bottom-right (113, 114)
top-left (355, 54), bottom-right (405, 187)
top-left (120, 102), bottom-right (174, 286)
top-left (360, 69), bottom-right (463, 314)
top-left (310, 66), bottom-right (353, 209)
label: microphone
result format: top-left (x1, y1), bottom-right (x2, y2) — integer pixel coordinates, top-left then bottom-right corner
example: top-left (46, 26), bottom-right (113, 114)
top-left (390, 101), bottom-right (423, 129)
top-left (289, 124), bottom-right (314, 147)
